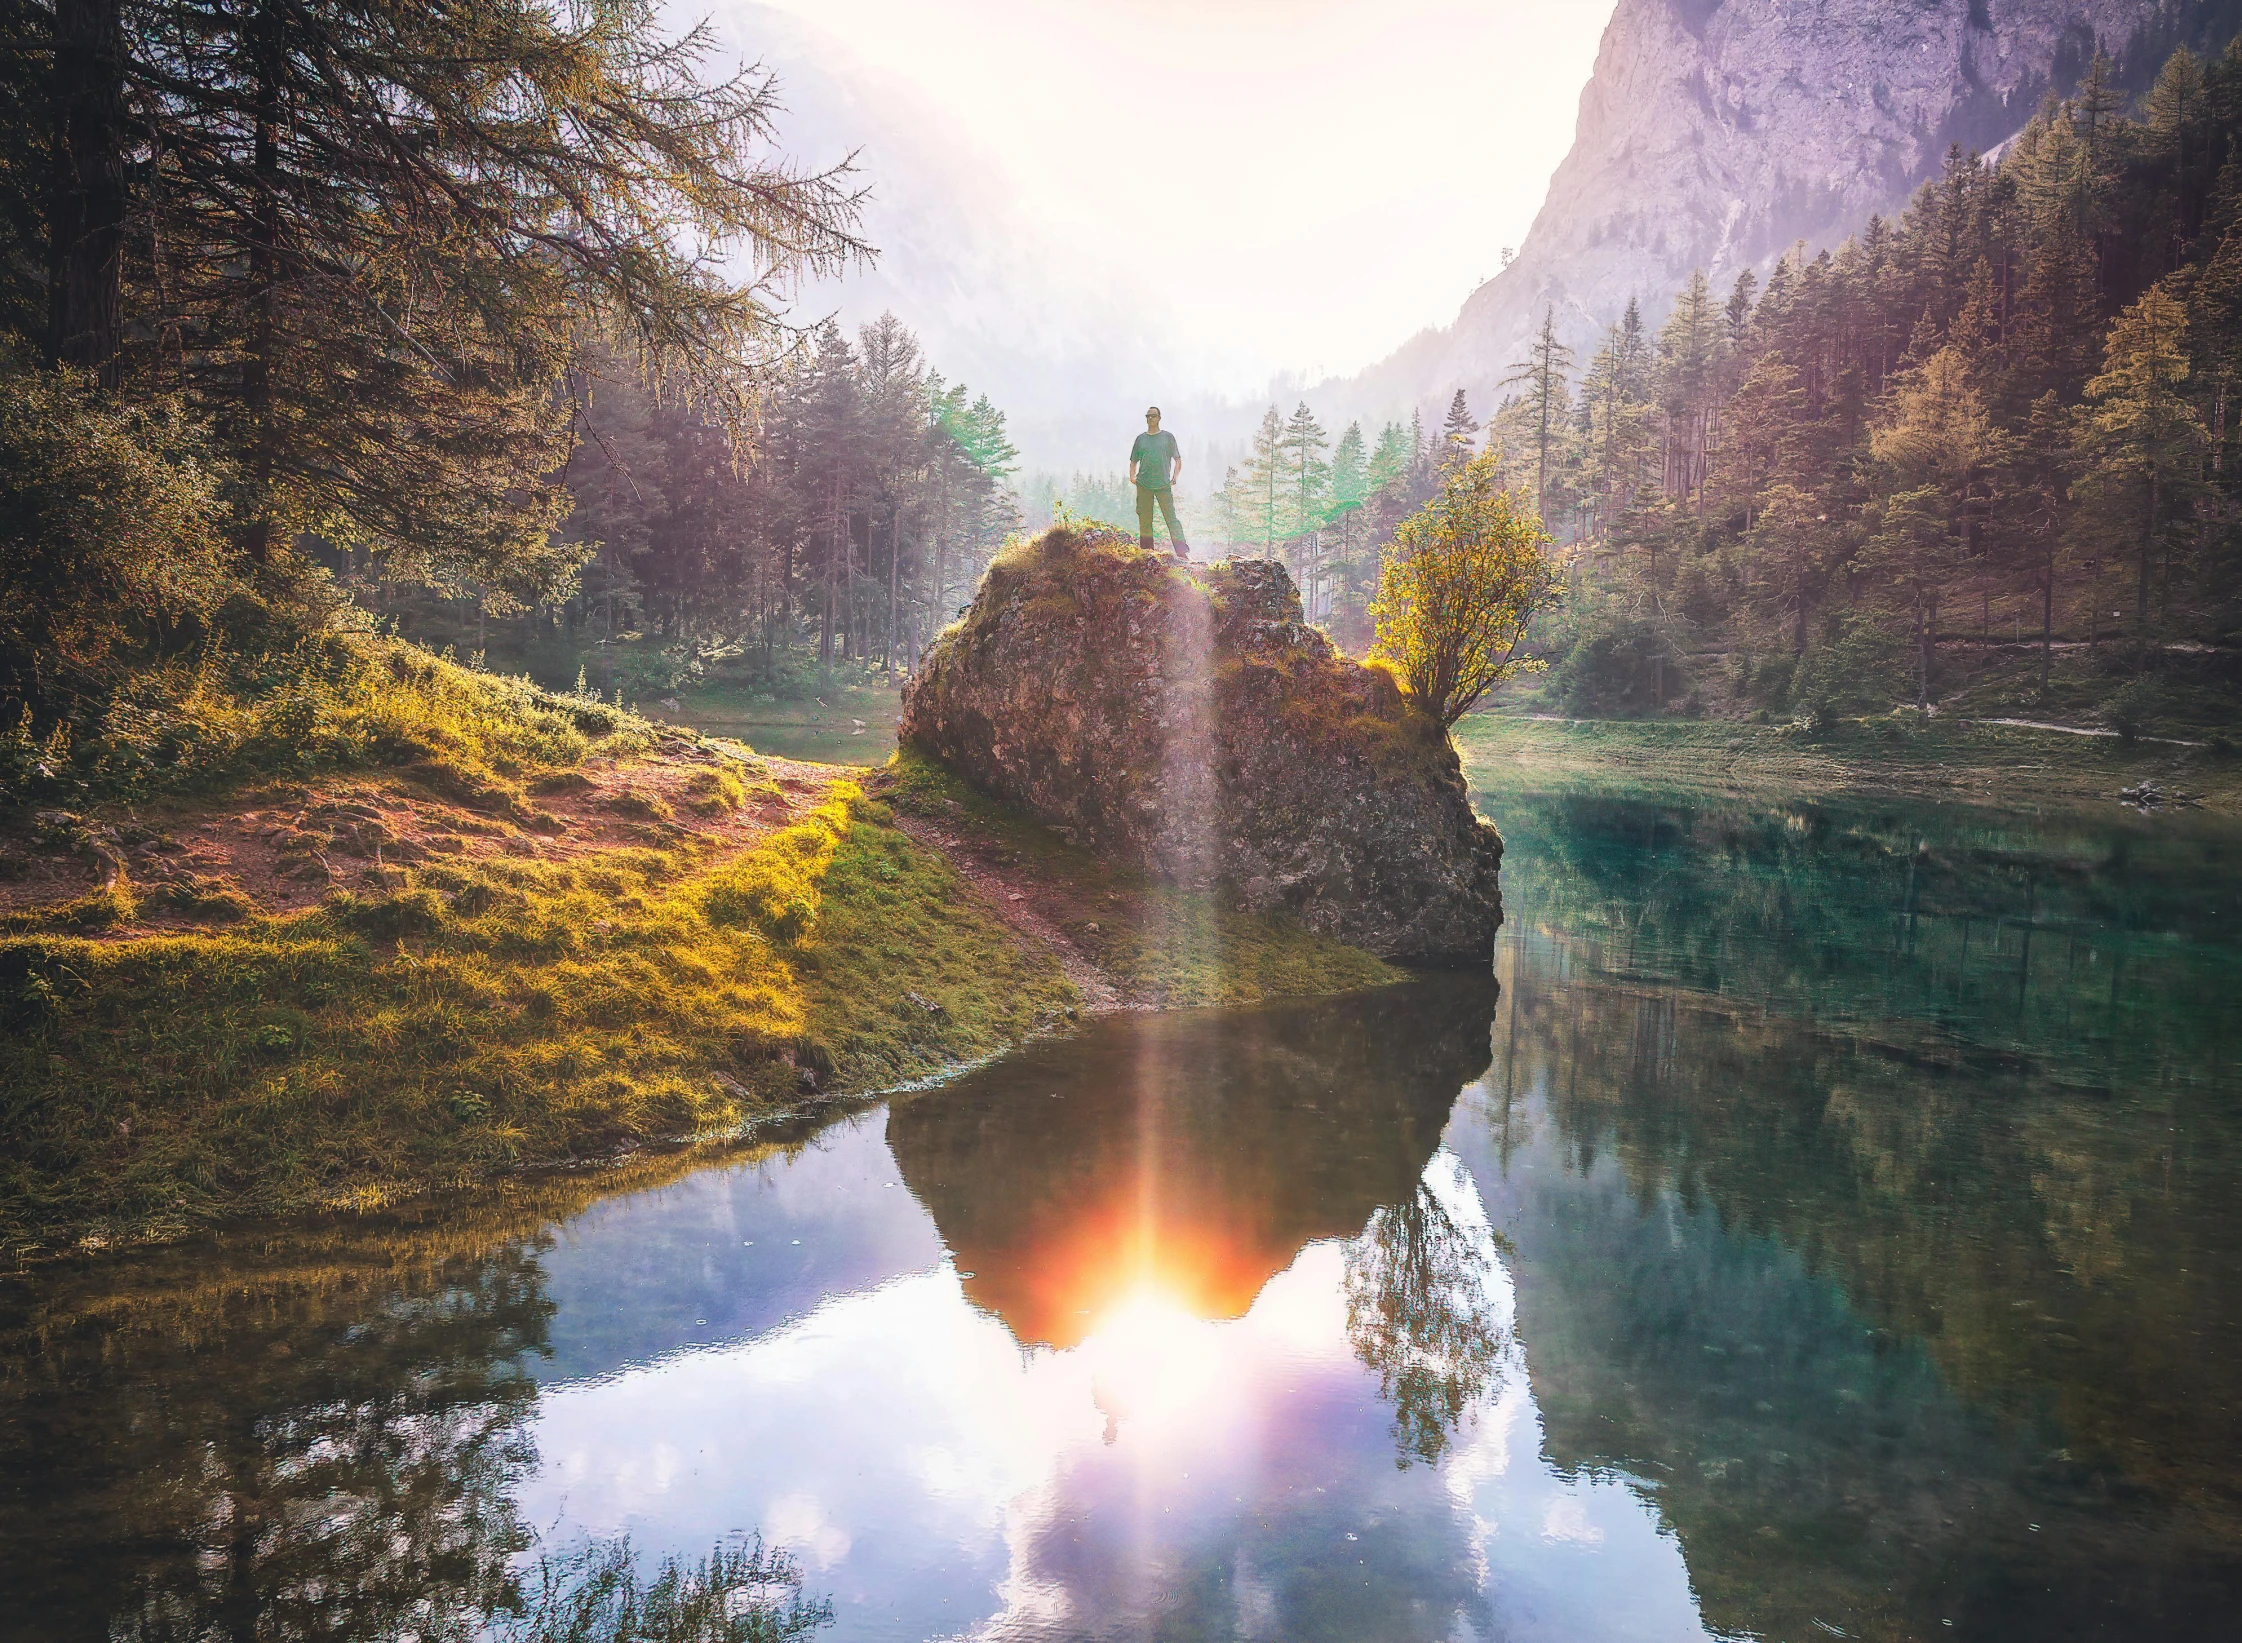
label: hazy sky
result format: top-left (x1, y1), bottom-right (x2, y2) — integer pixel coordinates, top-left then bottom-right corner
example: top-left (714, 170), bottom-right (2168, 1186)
top-left (744, 0), bottom-right (1618, 385)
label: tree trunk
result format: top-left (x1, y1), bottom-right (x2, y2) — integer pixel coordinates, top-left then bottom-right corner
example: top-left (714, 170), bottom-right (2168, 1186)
top-left (1792, 540), bottom-right (1808, 656)
top-left (242, 1), bottom-right (285, 563)
top-left (1915, 586), bottom-right (1931, 710)
top-left (2138, 464), bottom-right (2158, 654)
top-left (2040, 545), bottom-right (2055, 695)
top-left (47, 0), bottom-right (128, 388)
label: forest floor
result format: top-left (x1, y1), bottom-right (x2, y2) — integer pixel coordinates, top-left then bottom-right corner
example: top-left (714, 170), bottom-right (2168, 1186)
top-left (1457, 712), bottom-right (2242, 814)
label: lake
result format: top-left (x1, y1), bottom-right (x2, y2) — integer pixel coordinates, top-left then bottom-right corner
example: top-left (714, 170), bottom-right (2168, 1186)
top-left (4, 777), bottom-right (2239, 1641)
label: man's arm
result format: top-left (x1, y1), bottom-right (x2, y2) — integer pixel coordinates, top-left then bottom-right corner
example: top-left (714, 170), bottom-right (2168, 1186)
top-left (1169, 440), bottom-right (1183, 487)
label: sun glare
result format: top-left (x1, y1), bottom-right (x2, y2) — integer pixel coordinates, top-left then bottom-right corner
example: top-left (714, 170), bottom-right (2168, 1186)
top-left (1083, 1287), bottom-right (1225, 1433)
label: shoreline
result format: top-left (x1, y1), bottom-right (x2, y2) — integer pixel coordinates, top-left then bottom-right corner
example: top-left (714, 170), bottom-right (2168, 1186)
top-left (19, 702), bottom-right (2231, 1267)
top-left (0, 746), bottom-right (1397, 1266)
top-left (1457, 711), bottom-right (2242, 815)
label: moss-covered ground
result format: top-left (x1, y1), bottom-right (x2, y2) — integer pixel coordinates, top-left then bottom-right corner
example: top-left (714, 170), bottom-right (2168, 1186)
top-left (1457, 711), bottom-right (2242, 814)
top-left (0, 773), bottom-right (1079, 1260)
top-left (1, 653), bottom-right (1404, 1263)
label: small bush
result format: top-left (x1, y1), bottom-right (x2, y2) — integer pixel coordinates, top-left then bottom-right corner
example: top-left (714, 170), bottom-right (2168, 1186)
top-left (2105, 674), bottom-right (2166, 743)
top-left (333, 887), bottom-right (448, 939)
top-left (495, 1536), bottom-right (833, 1643)
top-left (0, 884), bottom-right (136, 934)
top-left (0, 356), bottom-right (234, 728)
top-left (1544, 617), bottom-right (1687, 718)
top-left (603, 786), bottom-right (676, 823)
top-left (148, 875), bottom-right (257, 923)
top-left (682, 767), bottom-right (746, 815)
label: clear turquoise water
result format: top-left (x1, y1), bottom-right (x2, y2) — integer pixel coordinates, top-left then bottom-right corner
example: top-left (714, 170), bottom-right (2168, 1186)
top-left (4, 783), bottom-right (2238, 1640)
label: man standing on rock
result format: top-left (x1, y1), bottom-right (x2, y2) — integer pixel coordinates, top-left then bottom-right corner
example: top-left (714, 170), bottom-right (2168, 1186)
top-left (1128, 405), bottom-right (1190, 562)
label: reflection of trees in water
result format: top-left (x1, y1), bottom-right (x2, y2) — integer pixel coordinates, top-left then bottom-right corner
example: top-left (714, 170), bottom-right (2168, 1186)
top-left (1484, 941), bottom-right (2242, 1640)
top-left (1343, 1158), bottom-right (1511, 1467)
top-left (17, 1238), bottom-right (842, 1643)
top-left (9, 1245), bottom-right (552, 1643)
top-left (1484, 790), bottom-right (2242, 1091)
top-left (496, 1536), bottom-right (833, 1643)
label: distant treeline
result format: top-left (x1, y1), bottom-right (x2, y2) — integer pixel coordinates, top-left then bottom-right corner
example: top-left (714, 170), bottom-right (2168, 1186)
top-left (1497, 43), bottom-right (2242, 726)
top-left (508, 315), bottom-right (1022, 697)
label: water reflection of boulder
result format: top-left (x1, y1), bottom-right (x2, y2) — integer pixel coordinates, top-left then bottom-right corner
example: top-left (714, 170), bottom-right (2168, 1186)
top-left (887, 977), bottom-right (1497, 1349)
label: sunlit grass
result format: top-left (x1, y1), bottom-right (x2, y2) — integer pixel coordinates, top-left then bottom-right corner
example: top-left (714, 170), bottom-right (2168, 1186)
top-left (0, 781), bottom-right (1076, 1258)
top-left (3, 632), bottom-right (653, 809)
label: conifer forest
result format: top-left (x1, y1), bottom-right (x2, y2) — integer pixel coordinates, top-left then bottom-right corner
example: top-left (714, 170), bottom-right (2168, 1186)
top-left (1207, 44), bottom-right (2242, 737)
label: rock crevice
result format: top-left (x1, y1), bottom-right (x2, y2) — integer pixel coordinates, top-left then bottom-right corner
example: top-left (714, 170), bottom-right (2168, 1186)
top-left (900, 529), bottom-right (1502, 966)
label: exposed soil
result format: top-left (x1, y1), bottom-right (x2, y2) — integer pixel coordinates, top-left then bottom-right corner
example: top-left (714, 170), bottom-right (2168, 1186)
top-left (0, 744), bottom-right (852, 936)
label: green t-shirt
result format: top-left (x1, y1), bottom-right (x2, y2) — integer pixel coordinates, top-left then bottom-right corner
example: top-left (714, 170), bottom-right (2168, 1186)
top-left (1130, 428), bottom-right (1179, 491)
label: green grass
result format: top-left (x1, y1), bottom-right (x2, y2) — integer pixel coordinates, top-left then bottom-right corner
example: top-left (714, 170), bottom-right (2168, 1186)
top-left (0, 750), bottom-right (1401, 1261)
top-left (0, 614), bottom-right (1411, 1261)
top-left (0, 780), bottom-right (1074, 1260)
top-left (3, 632), bottom-right (654, 811)
top-left (1457, 712), bottom-right (2242, 813)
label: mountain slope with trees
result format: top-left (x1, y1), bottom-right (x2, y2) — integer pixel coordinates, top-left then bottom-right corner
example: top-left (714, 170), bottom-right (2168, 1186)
top-left (1323, 0), bottom-right (2242, 437)
top-left (1518, 40), bottom-right (2242, 731)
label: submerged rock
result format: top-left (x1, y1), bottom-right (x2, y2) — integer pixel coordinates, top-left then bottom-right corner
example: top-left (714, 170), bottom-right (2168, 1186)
top-left (900, 527), bottom-right (1502, 965)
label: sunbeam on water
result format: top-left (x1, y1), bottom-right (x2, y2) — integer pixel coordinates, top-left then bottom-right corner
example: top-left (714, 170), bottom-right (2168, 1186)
top-left (7, 794), bottom-right (2242, 1641)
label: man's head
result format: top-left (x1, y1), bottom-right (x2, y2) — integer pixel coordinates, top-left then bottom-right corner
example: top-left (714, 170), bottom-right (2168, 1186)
top-left (1145, 406), bottom-right (1161, 432)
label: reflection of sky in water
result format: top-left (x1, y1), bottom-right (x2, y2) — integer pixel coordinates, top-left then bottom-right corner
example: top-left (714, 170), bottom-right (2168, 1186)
top-left (12, 800), bottom-right (2239, 1641)
top-left (516, 1111), bottom-right (1720, 1642)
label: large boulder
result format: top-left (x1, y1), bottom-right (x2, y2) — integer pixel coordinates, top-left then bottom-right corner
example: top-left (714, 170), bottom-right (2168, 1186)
top-left (900, 528), bottom-right (1502, 965)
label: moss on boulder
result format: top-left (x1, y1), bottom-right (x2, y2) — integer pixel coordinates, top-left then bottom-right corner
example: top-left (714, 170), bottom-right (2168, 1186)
top-left (900, 527), bottom-right (1502, 965)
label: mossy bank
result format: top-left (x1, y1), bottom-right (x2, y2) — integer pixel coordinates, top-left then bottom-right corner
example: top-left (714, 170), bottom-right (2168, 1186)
top-left (0, 647), bottom-right (1399, 1262)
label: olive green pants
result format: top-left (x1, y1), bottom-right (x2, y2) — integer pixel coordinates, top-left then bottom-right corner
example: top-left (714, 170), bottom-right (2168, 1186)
top-left (1136, 484), bottom-right (1187, 554)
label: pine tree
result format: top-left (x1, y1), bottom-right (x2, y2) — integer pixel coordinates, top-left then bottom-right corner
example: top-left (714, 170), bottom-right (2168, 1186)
top-left (1281, 401), bottom-right (1332, 539)
top-left (43, 0), bottom-right (870, 592)
top-left (1330, 423), bottom-right (1369, 516)
top-left (1503, 308), bottom-right (1576, 524)
top-left (1242, 405), bottom-right (1287, 557)
top-left (2075, 283), bottom-right (2202, 646)
top-left (1658, 271), bottom-right (1722, 506)
top-left (1367, 421), bottom-right (1412, 494)
top-left (1864, 347), bottom-right (2009, 705)
top-left (1437, 390), bottom-right (1479, 470)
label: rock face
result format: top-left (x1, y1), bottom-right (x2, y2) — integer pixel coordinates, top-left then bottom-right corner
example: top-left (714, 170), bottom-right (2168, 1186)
top-left (1328, 0), bottom-right (2233, 426)
top-left (900, 529), bottom-right (1503, 966)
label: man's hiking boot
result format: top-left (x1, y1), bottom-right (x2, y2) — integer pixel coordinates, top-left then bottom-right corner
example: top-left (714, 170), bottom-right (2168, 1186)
top-left (1172, 545), bottom-right (1191, 564)
top-left (1140, 534), bottom-right (1156, 554)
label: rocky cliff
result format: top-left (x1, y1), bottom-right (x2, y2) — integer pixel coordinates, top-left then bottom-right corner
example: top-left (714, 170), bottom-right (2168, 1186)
top-left (1332, 0), bottom-right (2242, 425)
top-left (899, 529), bottom-right (1504, 966)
